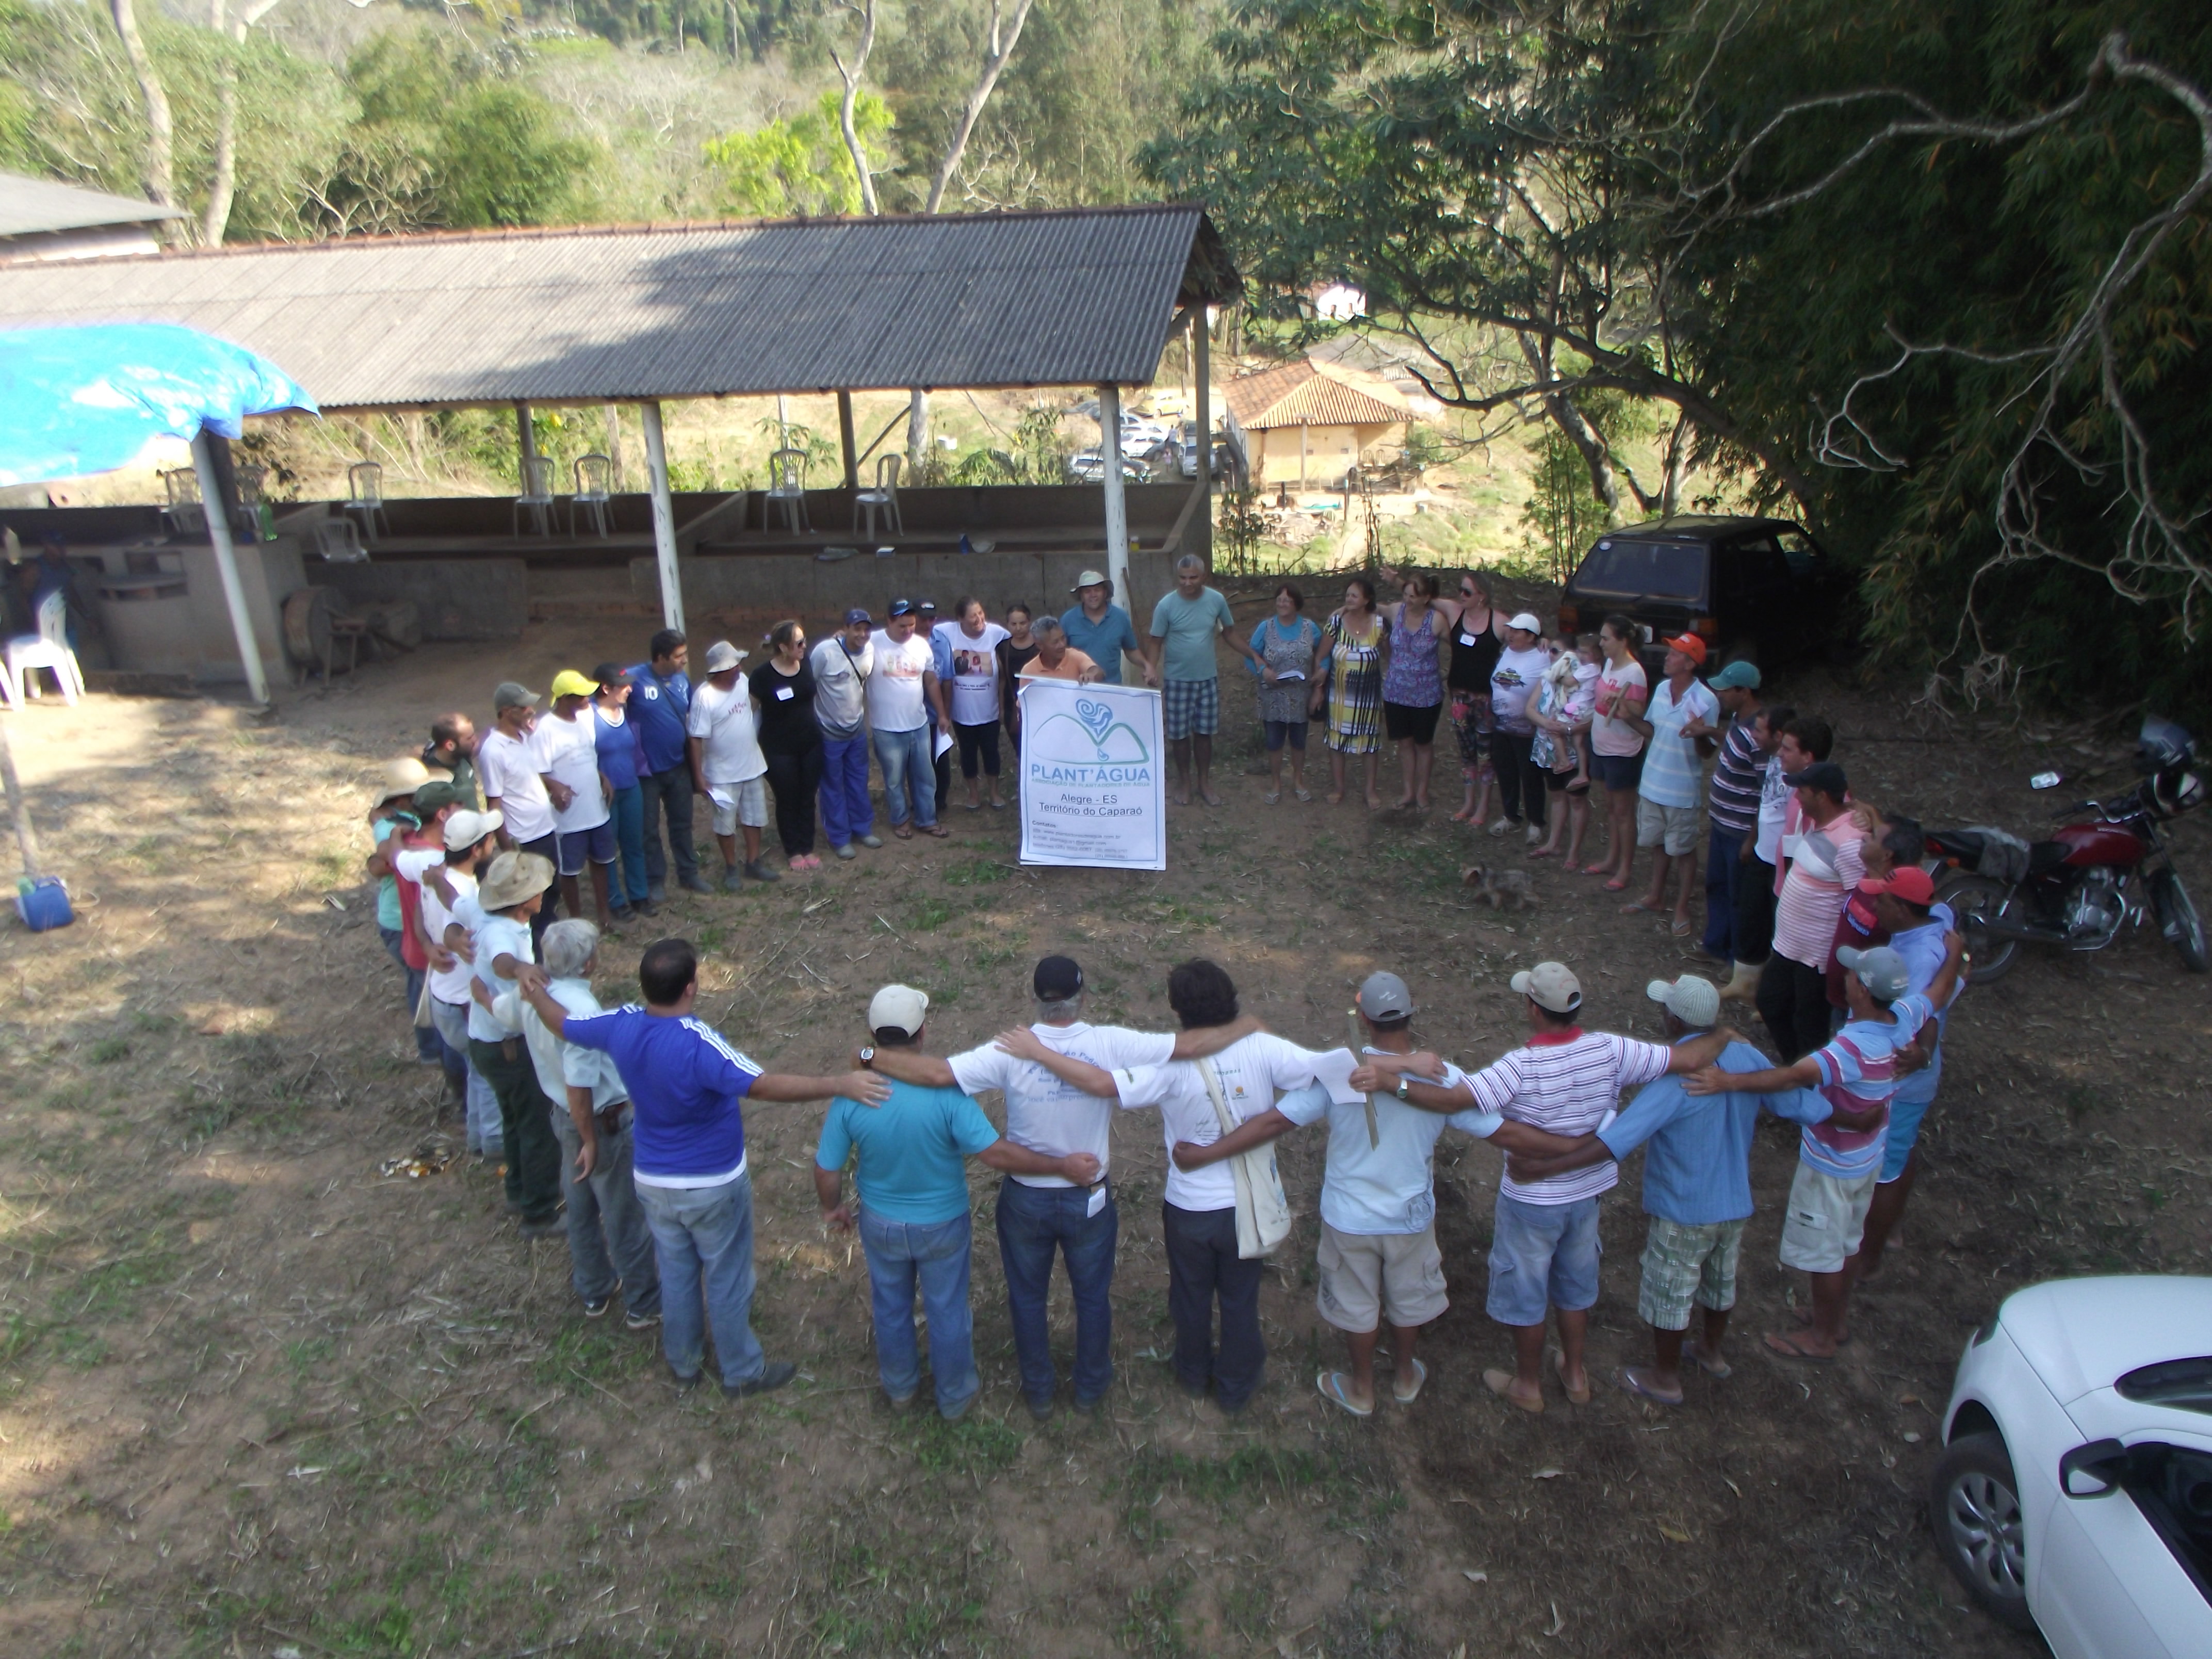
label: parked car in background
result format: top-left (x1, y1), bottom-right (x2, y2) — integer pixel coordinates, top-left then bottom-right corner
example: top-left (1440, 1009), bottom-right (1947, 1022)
top-left (1066, 451), bottom-right (1151, 484)
top-left (1554, 515), bottom-right (1844, 670)
top-left (1931, 1275), bottom-right (2212, 1654)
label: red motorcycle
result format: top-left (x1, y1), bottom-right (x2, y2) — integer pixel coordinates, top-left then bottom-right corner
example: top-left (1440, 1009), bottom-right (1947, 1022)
top-left (1925, 717), bottom-right (2206, 984)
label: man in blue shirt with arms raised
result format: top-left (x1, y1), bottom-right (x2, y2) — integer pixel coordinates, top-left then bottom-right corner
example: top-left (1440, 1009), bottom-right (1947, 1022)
top-left (815, 984), bottom-right (1100, 1419)
top-left (1504, 974), bottom-right (1835, 1404)
top-left (516, 938), bottom-right (886, 1396)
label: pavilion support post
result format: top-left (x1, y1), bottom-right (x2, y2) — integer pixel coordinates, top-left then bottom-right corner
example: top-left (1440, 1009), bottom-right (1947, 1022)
top-left (190, 429), bottom-right (270, 706)
top-left (837, 391), bottom-right (859, 491)
top-left (1099, 383), bottom-right (1130, 605)
top-left (641, 401), bottom-right (685, 636)
top-left (1193, 308), bottom-right (1212, 489)
top-left (515, 401), bottom-right (538, 487)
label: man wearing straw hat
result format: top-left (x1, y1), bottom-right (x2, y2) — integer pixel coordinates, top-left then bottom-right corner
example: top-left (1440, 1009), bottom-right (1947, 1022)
top-left (455, 850), bottom-right (565, 1237)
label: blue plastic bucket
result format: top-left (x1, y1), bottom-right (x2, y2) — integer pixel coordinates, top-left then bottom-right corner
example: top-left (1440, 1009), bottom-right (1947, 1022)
top-left (14, 875), bottom-right (73, 932)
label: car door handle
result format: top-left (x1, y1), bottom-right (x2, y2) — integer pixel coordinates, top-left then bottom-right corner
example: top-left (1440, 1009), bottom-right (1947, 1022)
top-left (2059, 1438), bottom-right (2129, 1498)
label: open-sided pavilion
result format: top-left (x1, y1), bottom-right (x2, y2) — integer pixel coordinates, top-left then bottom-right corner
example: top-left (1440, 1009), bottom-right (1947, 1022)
top-left (0, 205), bottom-right (1239, 697)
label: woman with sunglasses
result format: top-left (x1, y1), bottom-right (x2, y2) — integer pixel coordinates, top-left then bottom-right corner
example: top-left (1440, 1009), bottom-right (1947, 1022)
top-left (1387, 564), bottom-right (1506, 824)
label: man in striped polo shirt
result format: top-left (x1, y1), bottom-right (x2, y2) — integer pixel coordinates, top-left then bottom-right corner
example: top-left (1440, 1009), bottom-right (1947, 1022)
top-left (1360, 963), bottom-right (1737, 1414)
top-left (1687, 661), bottom-right (1764, 971)
top-left (1687, 935), bottom-right (1964, 1361)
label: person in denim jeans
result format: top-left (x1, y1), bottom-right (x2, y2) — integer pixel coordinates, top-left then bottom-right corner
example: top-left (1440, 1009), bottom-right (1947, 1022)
top-left (865, 955), bottom-right (1259, 1419)
top-left (517, 937), bottom-right (886, 1395)
top-left (865, 601), bottom-right (948, 839)
top-left (510, 921), bottom-right (662, 1329)
top-left (815, 985), bottom-right (1099, 1416)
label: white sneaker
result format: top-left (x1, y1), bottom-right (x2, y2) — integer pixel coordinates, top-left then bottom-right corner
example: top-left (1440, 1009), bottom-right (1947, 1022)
top-left (1488, 817), bottom-right (1518, 837)
top-left (1526, 824), bottom-right (1544, 846)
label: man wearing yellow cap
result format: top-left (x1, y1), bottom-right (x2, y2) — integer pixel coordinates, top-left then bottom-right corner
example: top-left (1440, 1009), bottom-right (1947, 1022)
top-left (539, 670), bottom-right (619, 931)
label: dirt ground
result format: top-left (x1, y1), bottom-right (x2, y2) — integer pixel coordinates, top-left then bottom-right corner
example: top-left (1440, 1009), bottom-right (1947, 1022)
top-left (2, 579), bottom-right (2208, 1659)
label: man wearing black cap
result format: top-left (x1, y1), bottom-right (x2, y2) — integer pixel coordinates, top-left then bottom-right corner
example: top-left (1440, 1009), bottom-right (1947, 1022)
top-left (1760, 756), bottom-right (1867, 1061)
top-left (861, 954), bottom-right (1259, 1419)
top-left (810, 609), bottom-right (882, 860)
top-left (866, 601), bottom-right (948, 838)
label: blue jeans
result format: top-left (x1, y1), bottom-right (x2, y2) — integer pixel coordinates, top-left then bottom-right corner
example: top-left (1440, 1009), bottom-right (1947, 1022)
top-left (995, 1178), bottom-right (1117, 1407)
top-left (872, 726), bottom-right (938, 828)
top-left (859, 1208), bottom-right (979, 1417)
top-left (429, 996), bottom-right (501, 1156)
top-left (818, 733), bottom-right (874, 847)
top-left (381, 925), bottom-right (444, 1063)
top-left (607, 784), bottom-right (648, 906)
top-left (552, 1110), bottom-right (661, 1315)
top-left (1703, 825), bottom-right (1745, 958)
top-left (635, 1173), bottom-right (767, 1387)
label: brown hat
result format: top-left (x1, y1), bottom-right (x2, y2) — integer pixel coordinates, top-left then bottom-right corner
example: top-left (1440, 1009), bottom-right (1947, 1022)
top-left (374, 756), bottom-right (432, 805)
top-left (477, 851), bottom-right (554, 911)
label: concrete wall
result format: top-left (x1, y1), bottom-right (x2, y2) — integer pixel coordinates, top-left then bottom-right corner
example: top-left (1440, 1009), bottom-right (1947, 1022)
top-left (1251, 421), bottom-right (1404, 486)
top-left (315, 559), bottom-right (530, 640)
top-left (77, 535), bottom-right (299, 688)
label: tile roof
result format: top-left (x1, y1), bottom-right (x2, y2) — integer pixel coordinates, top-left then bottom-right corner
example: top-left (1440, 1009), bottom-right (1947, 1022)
top-left (1221, 356), bottom-right (1411, 429)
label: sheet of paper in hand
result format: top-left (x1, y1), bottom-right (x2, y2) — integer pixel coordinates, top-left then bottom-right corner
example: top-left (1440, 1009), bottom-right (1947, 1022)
top-left (1016, 679), bottom-right (1167, 870)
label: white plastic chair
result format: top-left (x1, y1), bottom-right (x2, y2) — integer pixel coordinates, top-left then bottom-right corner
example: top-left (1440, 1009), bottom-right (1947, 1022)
top-left (4, 591), bottom-right (84, 706)
top-left (344, 461), bottom-right (390, 540)
top-left (512, 456), bottom-right (556, 538)
top-left (312, 517), bottom-right (370, 563)
top-left (766, 447), bottom-right (811, 534)
top-left (852, 452), bottom-right (903, 540)
top-left (570, 453), bottom-right (612, 538)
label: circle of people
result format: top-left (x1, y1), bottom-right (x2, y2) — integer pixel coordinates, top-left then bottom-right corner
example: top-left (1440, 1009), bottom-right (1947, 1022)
top-left (358, 550), bottom-right (1970, 1412)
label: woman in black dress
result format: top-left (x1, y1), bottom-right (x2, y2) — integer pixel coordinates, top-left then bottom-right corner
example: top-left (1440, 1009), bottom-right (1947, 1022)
top-left (753, 619), bottom-right (825, 870)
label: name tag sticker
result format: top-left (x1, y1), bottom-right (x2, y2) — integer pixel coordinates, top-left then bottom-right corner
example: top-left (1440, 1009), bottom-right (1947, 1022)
top-left (1459, 632), bottom-right (1477, 647)
top-left (774, 686), bottom-right (795, 701)
top-left (1087, 1185), bottom-right (1107, 1217)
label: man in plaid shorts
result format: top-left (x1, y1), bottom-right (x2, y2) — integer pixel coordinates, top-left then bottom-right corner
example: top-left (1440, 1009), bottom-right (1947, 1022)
top-left (1498, 973), bottom-right (1831, 1405)
top-left (1144, 555), bottom-right (1260, 806)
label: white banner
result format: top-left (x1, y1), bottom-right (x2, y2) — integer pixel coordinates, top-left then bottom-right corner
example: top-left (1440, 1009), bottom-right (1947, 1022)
top-left (1016, 679), bottom-right (1167, 870)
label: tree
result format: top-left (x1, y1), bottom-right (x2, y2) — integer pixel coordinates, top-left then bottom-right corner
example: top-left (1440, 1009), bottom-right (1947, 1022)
top-left (705, 86), bottom-right (891, 216)
top-left (108, 0), bottom-right (177, 229)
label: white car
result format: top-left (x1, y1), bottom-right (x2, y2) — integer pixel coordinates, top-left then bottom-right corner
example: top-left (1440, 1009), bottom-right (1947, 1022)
top-left (1933, 1275), bottom-right (2212, 1654)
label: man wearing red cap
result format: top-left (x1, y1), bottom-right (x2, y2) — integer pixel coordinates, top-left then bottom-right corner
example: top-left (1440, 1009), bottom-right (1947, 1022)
top-left (1849, 867), bottom-right (1962, 1287)
top-left (1620, 633), bottom-right (1720, 937)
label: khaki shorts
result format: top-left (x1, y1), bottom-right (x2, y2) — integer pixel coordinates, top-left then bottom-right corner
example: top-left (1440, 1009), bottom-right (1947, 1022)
top-left (709, 776), bottom-right (769, 836)
top-left (1637, 1216), bottom-right (1746, 1330)
top-left (1316, 1222), bottom-right (1448, 1333)
top-left (1636, 796), bottom-right (1701, 855)
top-left (1778, 1162), bottom-right (1879, 1274)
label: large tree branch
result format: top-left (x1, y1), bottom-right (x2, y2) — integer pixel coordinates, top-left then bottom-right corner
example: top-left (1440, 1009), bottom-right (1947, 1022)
top-left (109, 0), bottom-right (179, 233)
top-left (923, 0), bottom-right (1036, 214)
top-left (828, 0), bottom-right (880, 217)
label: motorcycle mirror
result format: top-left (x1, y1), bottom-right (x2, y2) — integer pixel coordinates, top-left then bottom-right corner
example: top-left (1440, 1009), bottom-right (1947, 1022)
top-left (2029, 771), bottom-right (2065, 790)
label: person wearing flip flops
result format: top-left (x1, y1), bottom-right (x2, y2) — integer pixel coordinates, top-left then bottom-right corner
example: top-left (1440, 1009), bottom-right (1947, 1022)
top-left (1683, 937), bottom-right (1965, 1363)
top-left (1498, 975), bottom-right (1833, 1405)
top-left (1355, 963), bottom-right (1738, 1414)
top-left (1620, 634), bottom-right (1720, 938)
top-left (1181, 972), bottom-right (1584, 1418)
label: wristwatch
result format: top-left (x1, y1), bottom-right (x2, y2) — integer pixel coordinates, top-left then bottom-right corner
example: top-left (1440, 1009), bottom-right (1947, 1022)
top-left (1395, 1076), bottom-right (1412, 1101)
top-left (858, 1046), bottom-right (875, 1068)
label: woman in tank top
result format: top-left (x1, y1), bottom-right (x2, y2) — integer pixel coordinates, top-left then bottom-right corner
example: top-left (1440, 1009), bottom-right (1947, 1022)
top-left (1381, 574), bottom-right (1448, 809)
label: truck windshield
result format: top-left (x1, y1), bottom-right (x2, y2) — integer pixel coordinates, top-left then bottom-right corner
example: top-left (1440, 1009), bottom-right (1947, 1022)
top-left (1573, 540), bottom-right (1706, 601)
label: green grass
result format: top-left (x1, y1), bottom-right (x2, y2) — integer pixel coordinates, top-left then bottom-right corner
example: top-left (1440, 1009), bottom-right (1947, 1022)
top-left (911, 896), bottom-right (955, 931)
top-left (87, 1036), bottom-right (132, 1064)
top-left (942, 858), bottom-right (1009, 887)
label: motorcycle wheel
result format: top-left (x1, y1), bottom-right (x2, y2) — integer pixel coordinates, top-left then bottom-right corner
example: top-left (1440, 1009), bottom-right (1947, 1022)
top-left (2150, 868), bottom-right (2210, 973)
top-left (1935, 872), bottom-right (2023, 984)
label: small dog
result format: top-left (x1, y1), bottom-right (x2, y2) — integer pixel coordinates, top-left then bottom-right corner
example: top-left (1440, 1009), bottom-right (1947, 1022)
top-left (1461, 865), bottom-right (1537, 911)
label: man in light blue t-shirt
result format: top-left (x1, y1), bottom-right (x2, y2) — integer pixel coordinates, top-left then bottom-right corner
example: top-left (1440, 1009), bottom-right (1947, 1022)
top-left (815, 985), bottom-right (1099, 1418)
top-left (1172, 972), bottom-right (1582, 1418)
top-left (1060, 570), bottom-right (1144, 686)
top-left (1144, 555), bottom-right (1260, 806)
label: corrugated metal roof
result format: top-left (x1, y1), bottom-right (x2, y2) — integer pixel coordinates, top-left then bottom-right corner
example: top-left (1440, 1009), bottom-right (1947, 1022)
top-left (1222, 357), bottom-right (1410, 429)
top-left (0, 171), bottom-right (185, 238)
top-left (0, 206), bottom-right (1239, 410)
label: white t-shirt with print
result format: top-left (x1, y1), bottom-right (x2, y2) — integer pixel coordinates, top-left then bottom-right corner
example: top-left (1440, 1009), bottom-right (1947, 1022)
top-left (936, 620), bottom-right (1011, 726)
top-left (686, 674), bottom-right (768, 784)
top-left (534, 710), bottom-right (610, 834)
top-left (947, 1020), bottom-right (1176, 1187)
top-left (1489, 644), bottom-right (1550, 730)
top-left (866, 630), bottom-right (936, 733)
top-left (1109, 1032), bottom-right (1326, 1212)
top-left (478, 727), bottom-right (554, 842)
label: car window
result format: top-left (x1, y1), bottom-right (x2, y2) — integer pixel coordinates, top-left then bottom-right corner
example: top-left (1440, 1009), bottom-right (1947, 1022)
top-left (2105, 1442), bottom-right (2212, 1604)
top-left (1572, 539), bottom-right (1706, 601)
top-left (2119, 1357), bottom-right (2212, 1415)
top-left (1734, 535), bottom-right (1792, 591)
top-left (1777, 530), bottom-right (1821, 578)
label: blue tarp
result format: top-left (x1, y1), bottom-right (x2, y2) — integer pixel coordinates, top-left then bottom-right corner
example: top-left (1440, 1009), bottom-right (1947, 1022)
top-left (0, 322), bottom-right (316, 487)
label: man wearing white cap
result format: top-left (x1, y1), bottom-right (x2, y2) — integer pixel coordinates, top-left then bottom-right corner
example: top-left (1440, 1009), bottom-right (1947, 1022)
top-left (815, 985), bottom-right (1101, 1418)
top-left (423, 808), bottom-right (505, 1160)
top-left (686, 641), bottom-right (778, 890)
top-left (1485, 614), bottom-right (1553, 845)
top-left (1179, 971), bottom-right (1584, 1418)
top-left (1502, 974), bottom-right (1830, 1405)
top-left (1685, 936), bottom-right (1963, 1362)
top-left (1060, 570), bottom-right (1143, 687)
top-left (1357, 962), bottom-right (1735, 1414)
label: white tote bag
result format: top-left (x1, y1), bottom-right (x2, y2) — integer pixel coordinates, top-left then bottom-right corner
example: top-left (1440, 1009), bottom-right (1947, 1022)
top-left (1197, 1056), bottom-right (1293, 1259)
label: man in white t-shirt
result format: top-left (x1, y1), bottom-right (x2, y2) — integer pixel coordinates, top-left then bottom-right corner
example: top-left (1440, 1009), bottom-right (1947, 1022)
top-left (538, 669), bottom-right (617, 930)
top-left (864, 600), bottom-right (948, 838)
top-left (860, 954), bottom-right (1259, 1419)
top-left (452, 850), bottom-right (564, 1238)
top-left (997, 959), bottom-right (1319, 1417)
top-left (422, 809), bottom-right (505, 1160)
top-left (685, 641), bottom-right (776, 891)
top-left (1357, 962), bottom-right (1737, 1414)
top-left (809, 609), bottom-right (883, 859)
top-left (1161, 971), bottom-right (1583, 1418)
top-left (1622, 633), bottom-right (1722, 937)
top-left (478, 680), bottom-right (561, 945)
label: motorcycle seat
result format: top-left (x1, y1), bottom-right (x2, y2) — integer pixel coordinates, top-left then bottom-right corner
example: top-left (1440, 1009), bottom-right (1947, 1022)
top-left (2027, 840), bottom-right (2073, 874)
top-left (1927, 828), bottom-right (1985, 863)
